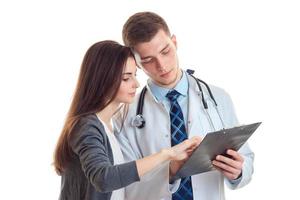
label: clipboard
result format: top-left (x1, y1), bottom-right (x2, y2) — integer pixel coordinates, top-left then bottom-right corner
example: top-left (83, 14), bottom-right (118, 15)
top-left (172, 122), bottom-right (262, 181)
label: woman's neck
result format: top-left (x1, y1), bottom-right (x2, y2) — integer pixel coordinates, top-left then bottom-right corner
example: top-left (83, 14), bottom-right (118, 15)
top-left (96, 102), bottom-right (119, 131)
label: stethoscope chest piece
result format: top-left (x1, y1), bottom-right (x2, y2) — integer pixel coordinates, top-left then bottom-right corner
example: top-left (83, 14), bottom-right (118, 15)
top-left (131, 114), bottom-right (145, 129)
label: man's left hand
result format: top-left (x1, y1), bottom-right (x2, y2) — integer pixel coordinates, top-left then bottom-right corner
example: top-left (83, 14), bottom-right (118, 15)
top-left (212, 149), bottom-right (244, 180)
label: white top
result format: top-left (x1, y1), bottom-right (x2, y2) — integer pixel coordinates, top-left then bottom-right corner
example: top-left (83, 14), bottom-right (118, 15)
top-left (98, 117), bottom-right (125, 200)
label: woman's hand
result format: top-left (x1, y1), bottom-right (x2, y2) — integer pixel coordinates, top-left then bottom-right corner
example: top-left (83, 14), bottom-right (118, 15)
top-left (166, 136), bottom-right (201, 178)
top-left (166, 136), bottom-right (202, 161)
top-left (136, 136), bottom-right (201, 178)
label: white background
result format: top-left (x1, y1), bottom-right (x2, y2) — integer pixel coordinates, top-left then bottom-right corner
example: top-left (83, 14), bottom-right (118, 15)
top-left (1, 0), bottom-right (299, 199)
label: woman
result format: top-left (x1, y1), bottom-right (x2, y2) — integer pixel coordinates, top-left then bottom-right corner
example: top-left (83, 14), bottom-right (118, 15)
top-left (53, 40), bottom-right (200, 200)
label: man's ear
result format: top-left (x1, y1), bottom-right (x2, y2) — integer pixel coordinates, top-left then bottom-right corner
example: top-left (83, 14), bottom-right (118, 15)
top-left (171, 34), bottom-right (177, 49)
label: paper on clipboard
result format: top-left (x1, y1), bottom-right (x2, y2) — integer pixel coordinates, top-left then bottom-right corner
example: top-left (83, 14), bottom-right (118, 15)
top-left (172, 122), bottom-right (262, 181)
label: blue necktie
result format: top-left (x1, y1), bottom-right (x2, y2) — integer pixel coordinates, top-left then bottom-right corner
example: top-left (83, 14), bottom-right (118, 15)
top-left (166, 90), bottom-right (193, 200)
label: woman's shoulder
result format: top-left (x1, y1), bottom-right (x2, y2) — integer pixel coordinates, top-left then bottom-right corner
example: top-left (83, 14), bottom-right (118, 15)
top-left (72, 114), bottom-right (107, 141)
top-left (76, 114), bottom-right (104, 130)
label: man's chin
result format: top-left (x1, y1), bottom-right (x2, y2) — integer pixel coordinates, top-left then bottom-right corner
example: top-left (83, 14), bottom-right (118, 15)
top-left (155, 77), bottom-right (178, 88)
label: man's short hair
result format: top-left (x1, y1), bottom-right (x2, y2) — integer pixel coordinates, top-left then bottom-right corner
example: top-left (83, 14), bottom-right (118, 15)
top-left (122, 11), bottom-right (171, 47)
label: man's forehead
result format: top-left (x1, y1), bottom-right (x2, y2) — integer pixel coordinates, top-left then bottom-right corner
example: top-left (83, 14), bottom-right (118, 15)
top-left (133, 30), bottom-right (171, 57)
top-left (134, 42), bottom-right (169, 58)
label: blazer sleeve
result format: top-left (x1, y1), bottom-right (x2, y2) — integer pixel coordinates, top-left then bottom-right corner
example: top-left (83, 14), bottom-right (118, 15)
top-left (69, 119), bottom-right (140, 193)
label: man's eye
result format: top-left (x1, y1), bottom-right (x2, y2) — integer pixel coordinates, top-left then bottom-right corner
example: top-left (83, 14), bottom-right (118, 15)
top-left (141, 58), bottom-right (152, 64)
top-left (162, 49), bottom-right (170, 55)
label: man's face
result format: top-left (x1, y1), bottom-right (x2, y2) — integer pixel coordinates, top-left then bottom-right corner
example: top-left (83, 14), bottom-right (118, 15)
top-left (134, 29), bottom-right (181, 88)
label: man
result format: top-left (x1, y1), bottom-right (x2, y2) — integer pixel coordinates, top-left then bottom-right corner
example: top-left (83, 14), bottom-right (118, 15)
top-left (114, 11), bottom-right (254, 200)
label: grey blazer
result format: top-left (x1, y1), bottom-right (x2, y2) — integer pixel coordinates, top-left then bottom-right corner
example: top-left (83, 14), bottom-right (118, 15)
top-left (58, 114), bottom-right (139, 200)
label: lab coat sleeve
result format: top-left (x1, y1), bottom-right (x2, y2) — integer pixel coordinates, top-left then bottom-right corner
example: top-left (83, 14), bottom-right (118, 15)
top-left (215, 88), bottom-right (255, 189)
top-left (225, 143), bottom-right (254, 189)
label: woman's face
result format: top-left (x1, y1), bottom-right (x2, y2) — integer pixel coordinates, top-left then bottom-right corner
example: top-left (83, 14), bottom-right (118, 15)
top-left (114, 57), bottom-right (140, 104)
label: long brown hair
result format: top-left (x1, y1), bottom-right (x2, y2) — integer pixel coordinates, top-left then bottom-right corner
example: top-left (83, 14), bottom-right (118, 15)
top-left (54, 40), bottom-right (133, 175)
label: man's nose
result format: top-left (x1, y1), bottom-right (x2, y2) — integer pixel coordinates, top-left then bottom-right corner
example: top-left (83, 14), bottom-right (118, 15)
top-left (156, 57), bottom-right (166, 72)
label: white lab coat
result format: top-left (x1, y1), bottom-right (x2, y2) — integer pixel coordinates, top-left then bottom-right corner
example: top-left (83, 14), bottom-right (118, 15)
top-left (114, 74), bottom-right (254, 200)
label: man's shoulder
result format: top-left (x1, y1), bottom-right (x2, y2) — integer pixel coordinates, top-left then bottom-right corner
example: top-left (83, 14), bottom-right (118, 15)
top-left (186, 75), bottom-right (230, 98)
top-left (208, 84), bottom-right (229, 96)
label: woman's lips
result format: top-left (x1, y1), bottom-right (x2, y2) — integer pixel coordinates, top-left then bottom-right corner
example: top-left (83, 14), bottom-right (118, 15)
top-left (129, 92), bottom-right (136, 97)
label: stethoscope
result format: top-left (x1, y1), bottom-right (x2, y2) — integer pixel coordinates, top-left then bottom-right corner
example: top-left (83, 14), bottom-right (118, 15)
top-left (131, 69), bottom-right (226, 131)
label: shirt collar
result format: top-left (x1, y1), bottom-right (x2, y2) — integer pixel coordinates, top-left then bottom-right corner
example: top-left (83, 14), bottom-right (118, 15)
top-left (148, 70), bottom-right (189, 102)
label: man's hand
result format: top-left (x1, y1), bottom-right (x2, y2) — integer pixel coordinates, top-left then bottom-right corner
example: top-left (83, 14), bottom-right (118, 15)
top-left (212, 149), bottom-right (244, 180)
